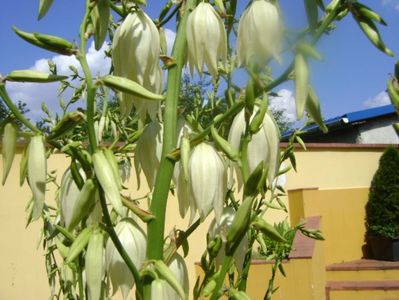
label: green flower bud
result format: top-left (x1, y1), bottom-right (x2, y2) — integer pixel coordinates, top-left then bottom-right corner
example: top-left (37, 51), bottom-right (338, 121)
top-left (28, 135), bottom-right (47, 221)
top-left (2, 123), bottom-right (17, 185)
top-left (134, 121), bottom-right (163, 189)
top-left (209, 207), bottom-right (248, 273)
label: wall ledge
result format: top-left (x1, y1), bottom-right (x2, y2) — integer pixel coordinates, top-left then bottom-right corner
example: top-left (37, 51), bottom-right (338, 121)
top-left (280, 142), bottom-right (398, 150)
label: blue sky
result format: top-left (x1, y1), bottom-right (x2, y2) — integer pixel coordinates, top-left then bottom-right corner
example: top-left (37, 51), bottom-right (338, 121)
top-left (1, 0), bottom-right (399, 121)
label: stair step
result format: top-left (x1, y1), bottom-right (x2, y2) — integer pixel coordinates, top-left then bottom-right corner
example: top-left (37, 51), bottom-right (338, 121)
top-left (326, 259), bottom-right (399, 281)
top-left (327, 280), bottom-right (399, 290)
top-left (327, 259), bottom-right (399, 271)
top-left (326, 281), bottom-right (399, 300)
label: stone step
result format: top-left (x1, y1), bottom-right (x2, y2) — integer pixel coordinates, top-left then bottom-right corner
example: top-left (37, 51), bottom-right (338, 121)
top-left (326, 259), bottom-right (399, 281)
top-left (326, 280), bottom-right (399, 300)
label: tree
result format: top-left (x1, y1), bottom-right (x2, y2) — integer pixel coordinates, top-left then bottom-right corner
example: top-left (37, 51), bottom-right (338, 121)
top-left (366, 146), bottom-right (399, 238)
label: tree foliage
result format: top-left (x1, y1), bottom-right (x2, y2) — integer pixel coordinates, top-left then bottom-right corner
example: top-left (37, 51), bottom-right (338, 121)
top-left (366, 146), bottom-right (399, 238)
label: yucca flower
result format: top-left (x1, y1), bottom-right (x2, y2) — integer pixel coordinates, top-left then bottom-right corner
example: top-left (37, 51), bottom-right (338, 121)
top-left (105, 219), bottom-right (147, 299)
top-left (188, 142), bottom-right (227, 222)
top-left (228, 108), bottom-right (280, 187)
top-left (237, 0), bottom-right (282, 67)
top-left (164, 253), bottom-right (189, 299)
top-left (112, 10), bottom-right (162, 120)
top-left (134, 121), bottom-right (163, 189)
top-left (59, 168), bottom-right (101, 227)
top-left (186, 2), bottom-right (227, 78)
top-left (208, 207), bottom-right (248, 272)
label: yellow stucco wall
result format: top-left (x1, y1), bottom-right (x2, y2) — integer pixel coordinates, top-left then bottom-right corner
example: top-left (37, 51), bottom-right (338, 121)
top-left (288, 187), bottom-right (369, 265)
top-left (0, 145), bottom-right (387, 299)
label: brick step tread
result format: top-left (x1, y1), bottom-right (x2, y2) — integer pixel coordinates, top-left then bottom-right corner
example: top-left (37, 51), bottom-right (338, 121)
top-left (326, 259), bottom-right (399, 271)
top-left (326, 280), bottom-right (399, 291)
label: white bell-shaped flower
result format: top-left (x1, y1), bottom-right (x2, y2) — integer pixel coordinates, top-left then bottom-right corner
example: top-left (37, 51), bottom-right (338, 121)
top-left (60, 168), bottom-right (104, 228)
top-left (186, 2), bottom-right (227, 78)
top-left (209, 207), bottom-right (248, 272)
top-left (237, 0), bottom-right (283, 67)
top-left (188, 142), bottom-right (227, 222)
top-left (164, 253), bottom-right (189, 299)
top-left (134, 121), bottom-right (163, 189)
top-left (112, 10), bottom-right (162, 120)
top-left (228, 108), bottom-right (280, 187)
top-left (105, 219), bottom-right (147, 300)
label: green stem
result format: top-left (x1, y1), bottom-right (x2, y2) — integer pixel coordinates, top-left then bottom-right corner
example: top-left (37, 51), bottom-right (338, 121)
top-left (0, 85), bottom-right (40, 133)
top-left (237, 231), bottom-right (256, 291)
top-left (77, 260), bottom-right (85, 300)
top-left (146, 0), bottom-right (198, 259)
top-left (210, 255), bottom-right (234, 300)
top-left (77, 0), bottom-right (97, 154)
top-left (98, 185), bottom-right (144, 296)
top-left (190, 100), bottom-right (245, 146)
top-left (158, 4), bottom-right (181, 28)
top-left (163, 218), bottom-right (201, 264)
top-left (145, 0), bottom-right (198, 298)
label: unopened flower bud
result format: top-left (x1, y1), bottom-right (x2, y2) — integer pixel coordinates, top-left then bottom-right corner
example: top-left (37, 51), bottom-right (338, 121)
top-left (209, 207), bottom-right (248, 273)
top-left (134, 121), bottom-right (163, 189)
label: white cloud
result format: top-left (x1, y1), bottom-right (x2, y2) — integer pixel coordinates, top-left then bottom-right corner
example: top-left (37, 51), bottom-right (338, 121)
top-left (381, 0), bottom-right (399, 11)
top-left (363, 91), bottom-right (390, 108)
top-left (269, 88), bottom-right (297, 123)
top-left (6, 42), bottom-right (111, 120)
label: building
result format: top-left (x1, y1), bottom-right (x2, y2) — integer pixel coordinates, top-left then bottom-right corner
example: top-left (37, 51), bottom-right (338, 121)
top-left (284, 104), bottom-right (399, 144)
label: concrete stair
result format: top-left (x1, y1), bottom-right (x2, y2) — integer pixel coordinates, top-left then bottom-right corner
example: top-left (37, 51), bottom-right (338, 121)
top-left (325, 259), bottom-right (399, 300)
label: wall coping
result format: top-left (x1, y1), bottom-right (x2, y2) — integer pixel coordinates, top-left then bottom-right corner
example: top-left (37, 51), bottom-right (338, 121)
top-left (280, 142), bottom-right (398, 151)
top-left (5, 141), bottom-right (398, 153)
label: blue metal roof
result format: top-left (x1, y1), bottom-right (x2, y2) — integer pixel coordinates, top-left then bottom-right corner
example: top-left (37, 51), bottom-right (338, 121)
top-left (283, 104), bottom-right (397, 138)
top-left (344, 104), bottom-right (396, 123)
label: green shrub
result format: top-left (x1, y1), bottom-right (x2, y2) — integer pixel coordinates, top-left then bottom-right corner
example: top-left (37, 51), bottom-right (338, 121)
top-left (366, 146), bottom-right (399, 238)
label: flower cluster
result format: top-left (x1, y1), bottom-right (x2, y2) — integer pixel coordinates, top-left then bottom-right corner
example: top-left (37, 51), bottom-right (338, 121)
top-left (186, 0), bottom-right (282, 78)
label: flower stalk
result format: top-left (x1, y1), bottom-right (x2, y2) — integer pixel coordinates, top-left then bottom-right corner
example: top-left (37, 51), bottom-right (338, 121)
top-left (146, 0), bottom-right (198, 259)
top-left (77, 0), bottom-right (97, 154)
